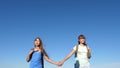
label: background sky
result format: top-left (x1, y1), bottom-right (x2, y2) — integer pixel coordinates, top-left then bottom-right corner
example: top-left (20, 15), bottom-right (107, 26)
top-left (0, 0), bottom-right (120, 68)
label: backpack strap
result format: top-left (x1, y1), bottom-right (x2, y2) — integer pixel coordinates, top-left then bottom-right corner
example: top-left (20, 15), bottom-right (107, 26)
top-left (75, 45), bottom-right (79, 58)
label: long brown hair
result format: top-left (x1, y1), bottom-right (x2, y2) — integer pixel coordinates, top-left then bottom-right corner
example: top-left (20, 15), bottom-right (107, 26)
top-left (78, 34), bottom-right (87, 46)
top-left (34, 37), bottom-right (49, 58)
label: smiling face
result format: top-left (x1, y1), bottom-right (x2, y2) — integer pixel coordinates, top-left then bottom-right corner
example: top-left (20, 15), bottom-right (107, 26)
top-left (34, 38), bottom-right (40, 47)
top-left (79, 38), bottom-right (85, 44)
top-left (78, 35), bottom-right (86, 45)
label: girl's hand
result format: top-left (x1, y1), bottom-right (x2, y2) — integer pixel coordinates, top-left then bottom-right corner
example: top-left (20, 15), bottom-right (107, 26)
top-left (57, 61), bottom-right (64, 66)
top-left (29, 49), bottom-right (34, 55)
top-left (55, 62), bottom-right (60, 66)
top-left (33, 48), bottom-right (38, 51)
top-left (87, 47), bottom-right (90, 51)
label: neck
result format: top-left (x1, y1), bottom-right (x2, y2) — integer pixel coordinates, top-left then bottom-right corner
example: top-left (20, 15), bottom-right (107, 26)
top-left (35, 46), bottom-right (39, 49)
top-left (80, 43), bottom-right (85, 46)
top-left (34, 46), bottom-right (41, 52)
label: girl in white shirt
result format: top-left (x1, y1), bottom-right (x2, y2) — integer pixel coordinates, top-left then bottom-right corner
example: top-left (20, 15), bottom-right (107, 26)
top-left (58, 35), bottom-right (91, 68)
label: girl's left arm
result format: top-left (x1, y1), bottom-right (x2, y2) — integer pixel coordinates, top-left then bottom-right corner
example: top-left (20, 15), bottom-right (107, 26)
top-left (87, 46), bottom-right (91, 59)
top-left (44, 55), bottom-right (58, 65)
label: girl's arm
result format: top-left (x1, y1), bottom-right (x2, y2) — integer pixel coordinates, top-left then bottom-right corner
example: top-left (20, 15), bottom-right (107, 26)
top-left (26, 49), bottom-right (34, 62)
top-left (44, 55), bottom-right (58, 65)
top-left (62, 49), bottom-right (75, 62)
top-left (58, 49), bottom-right (76, 66)
top-left (87, 47), bottom-right (91, 59)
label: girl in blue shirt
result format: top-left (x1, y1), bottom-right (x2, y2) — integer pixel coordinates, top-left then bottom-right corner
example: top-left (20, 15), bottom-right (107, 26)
top-left (26, 37), bottom-right (58, 68)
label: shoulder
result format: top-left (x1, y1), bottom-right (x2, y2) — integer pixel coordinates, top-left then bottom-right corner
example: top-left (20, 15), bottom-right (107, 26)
top-left (29, 48), bottom-right (34, 52)
top-left (73, 44), bottom-right (79, 50)
top-left (86, 46), bottom-right (91, 50)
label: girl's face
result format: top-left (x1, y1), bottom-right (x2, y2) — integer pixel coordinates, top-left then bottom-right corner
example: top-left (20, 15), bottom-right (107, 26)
top-left (35, 39), bottom-right (40, 47)
top-left (79, 38), bottom-right (85, 44)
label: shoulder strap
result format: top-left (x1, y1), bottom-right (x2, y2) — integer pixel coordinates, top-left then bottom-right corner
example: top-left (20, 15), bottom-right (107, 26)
top-left (75, 45), bottom-right (79, 57)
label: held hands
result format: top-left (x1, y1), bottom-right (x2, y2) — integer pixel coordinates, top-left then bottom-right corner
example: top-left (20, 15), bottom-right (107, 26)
top-left (55, 61), bottom-right (64, 67)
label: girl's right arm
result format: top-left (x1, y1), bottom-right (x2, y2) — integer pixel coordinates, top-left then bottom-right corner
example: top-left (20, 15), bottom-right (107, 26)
top-left (58, 49), bottom-right (76, 66)
top-left (26, 49), bottom-right (34, 62)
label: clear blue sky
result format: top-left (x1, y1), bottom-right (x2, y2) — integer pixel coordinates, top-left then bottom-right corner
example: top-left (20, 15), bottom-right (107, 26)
top-left (0, 0), bottom-right (120, 68)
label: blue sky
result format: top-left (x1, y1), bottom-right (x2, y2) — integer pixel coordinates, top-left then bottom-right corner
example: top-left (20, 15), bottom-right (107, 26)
top-left (0, 0), bottom-right (120, 68)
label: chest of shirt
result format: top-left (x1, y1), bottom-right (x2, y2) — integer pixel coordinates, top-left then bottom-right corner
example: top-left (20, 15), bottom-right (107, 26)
top-left (78, 46), bottom-right (88, 53)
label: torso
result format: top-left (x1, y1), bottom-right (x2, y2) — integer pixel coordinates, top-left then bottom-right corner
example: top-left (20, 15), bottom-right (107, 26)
top-left (30, 51), bottom-right (44, 68)
top-left (74, 44), bottom-right (90, 66)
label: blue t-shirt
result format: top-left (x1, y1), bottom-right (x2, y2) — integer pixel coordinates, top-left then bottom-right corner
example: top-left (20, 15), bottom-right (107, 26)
top-left (30, 51), bottom-right (44, 68)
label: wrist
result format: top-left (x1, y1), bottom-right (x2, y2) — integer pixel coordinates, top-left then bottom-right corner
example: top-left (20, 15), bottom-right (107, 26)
top-left (61, 60), bottom-right (65, 63)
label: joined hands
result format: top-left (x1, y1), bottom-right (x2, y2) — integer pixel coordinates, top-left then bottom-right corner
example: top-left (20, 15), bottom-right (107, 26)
top-left (55, 61), bottom-right (64, 67)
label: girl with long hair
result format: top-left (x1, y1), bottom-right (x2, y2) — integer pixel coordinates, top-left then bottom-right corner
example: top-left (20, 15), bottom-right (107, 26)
top-left (26, 37), bottom-right (58, 68)
top-left (58, 35), bottom-right (91, 68)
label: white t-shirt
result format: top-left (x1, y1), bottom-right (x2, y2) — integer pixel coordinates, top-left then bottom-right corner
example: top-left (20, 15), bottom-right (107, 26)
top-left (73, 44), bottom-right (90, 66)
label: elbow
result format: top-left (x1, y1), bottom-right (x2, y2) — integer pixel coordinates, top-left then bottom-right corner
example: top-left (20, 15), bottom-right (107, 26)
top-left (26, 58), bottom-right (30, 62)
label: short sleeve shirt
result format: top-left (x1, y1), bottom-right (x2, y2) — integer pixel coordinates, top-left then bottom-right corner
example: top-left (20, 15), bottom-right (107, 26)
top-left (73, 44), bottom-right (90, 66)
